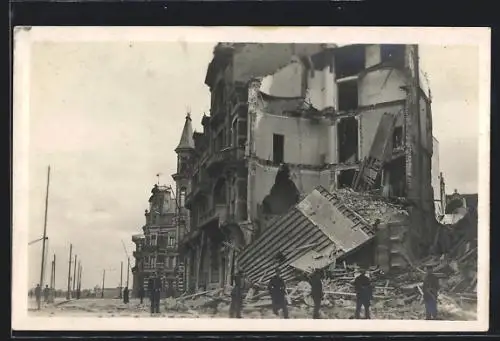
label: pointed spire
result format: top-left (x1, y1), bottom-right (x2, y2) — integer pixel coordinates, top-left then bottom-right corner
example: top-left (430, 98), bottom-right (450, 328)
top-left (176, 111), bottom-right (195, 152)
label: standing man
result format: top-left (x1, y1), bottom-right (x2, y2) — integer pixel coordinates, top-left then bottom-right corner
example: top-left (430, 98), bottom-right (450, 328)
top-left (123, 286), bottom-right (130, 304)
top-left (354, 267), bottom-right (372, 319)
top-left (229, 272), bottom-right (243, 318)
top-left (148, 272), bottom-right (161, 314)
top-left (308, 269), bottom-right (323, 319)
top-left (43, 285), bottom-right (50, 303)
top-left (423, 265), bottom-right (440, 320)
top-left (267, 267), bottom-right (289, 319)
top-left (34, 284), bottom-right (41, 307)
top-left (138, 285), bottom-right (145, 305)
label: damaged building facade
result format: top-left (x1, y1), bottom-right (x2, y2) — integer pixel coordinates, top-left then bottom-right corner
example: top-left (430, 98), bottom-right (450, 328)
top-left (176, 43), bottom-right (438, 292)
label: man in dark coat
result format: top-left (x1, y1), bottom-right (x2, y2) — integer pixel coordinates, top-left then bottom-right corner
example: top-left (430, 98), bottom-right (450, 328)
top-left (229, 272), bottom-right (244, 318)
top-left (138, 285), bottom-right (145, 304)
top-left (308, 269), bottom-right (323, 319)
top-left (423, 265), bottom-right (440, 320)
top-left (354, 268), bottom-right (372, 319)
top-left (123, 287), bottom-right (129, 304)
top-left (148, 273), bottom-right (161, 314)
top-left (268, 267), bottom-right (289, 319)
top-left (34, 284), bottom-right (41, 306)
top-left (43, 285), bottom-right (50, 303)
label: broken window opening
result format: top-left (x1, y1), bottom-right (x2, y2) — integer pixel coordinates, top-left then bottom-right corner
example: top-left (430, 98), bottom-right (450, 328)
top-left (335, 45), bottom-right (366, 79)
top-left (179, 187), bottom-right (186, 208)
top-left (338, 169), bottom-right (356, 189)
top-left (238, 120), bottom-right (247, 138)
top-left (232, 120), bottom-right (238, 147)
top-left (210, 242), bottom-right (220, 282)
top-left (393, 126), bottom-right (403, 150)
top-left (214, 179), bottom-right (227, 205)
top-left (262, 164), bottom-right (300, 215)
top-left (273, 134), bottom-right (285, 165)
top-left (338, 80), bottom-right (358, 112)
top-left (380, 44), bottom-right (405, 69)
top-left (383, 157), bottom-right (406, 197)
top-left (337, 117), bottom-right (359, 163)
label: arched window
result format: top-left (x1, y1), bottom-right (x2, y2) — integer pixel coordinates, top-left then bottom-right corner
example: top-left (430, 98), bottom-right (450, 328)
top-left (180, 187), bottom-right (186, 208)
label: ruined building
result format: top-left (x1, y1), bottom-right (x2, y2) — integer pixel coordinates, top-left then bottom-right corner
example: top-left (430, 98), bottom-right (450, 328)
top-left (131, 185), bottom-right (179, 297)
top-left (175, 43), bottom-right (437, 291)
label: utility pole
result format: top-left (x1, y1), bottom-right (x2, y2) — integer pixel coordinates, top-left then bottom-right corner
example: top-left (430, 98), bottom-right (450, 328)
top-left (48, 254), bottom-right (55, 303)
top-left (101, 269), bottom-right (106, 298)
top-left (51, 254), bottom-right (56, 300)
top-left (79, 264), bottom-right (83, 294)
top-left (119, 261), bottom-right (123, 299)
top-left (38, 165), bottom-right (51, 310)
top-left (72, 254), bottom-right (78, 295)
top-left (76, 262), bottom-right (81, 299)
top-left (66, 244), bottom-right (72, 300)
top-left (126, 257), bottom-right (130, 289)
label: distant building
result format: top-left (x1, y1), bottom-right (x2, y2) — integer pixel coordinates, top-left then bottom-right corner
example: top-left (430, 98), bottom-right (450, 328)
top-left (131, 185), bottom-right (179, 297)
top-left (175, 43), bottom-right (437, 291)
top-left (95, 287), bottom-right (121, 299)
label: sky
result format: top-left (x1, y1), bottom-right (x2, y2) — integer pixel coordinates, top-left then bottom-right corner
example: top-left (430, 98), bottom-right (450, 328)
top-left (25, 42), bottom-right (480, 291)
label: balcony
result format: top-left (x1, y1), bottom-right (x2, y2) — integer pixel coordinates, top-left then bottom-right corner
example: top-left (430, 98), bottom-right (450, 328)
top-left (210, 107), bottom-right (226, 127)
top-left (132, 234), bottom-right (144, 243)
top-left (205, 146), bottom-right (245, 176)
top-left (185, 180), bottom-right (211, 209)
top-left (196, 204), bottom-right (229, 228)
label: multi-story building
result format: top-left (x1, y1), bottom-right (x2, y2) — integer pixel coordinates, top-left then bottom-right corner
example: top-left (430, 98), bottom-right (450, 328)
top-left (131, 184), bottom-right (179, 297)
top-left (176, 43), bottom-right (436, 292)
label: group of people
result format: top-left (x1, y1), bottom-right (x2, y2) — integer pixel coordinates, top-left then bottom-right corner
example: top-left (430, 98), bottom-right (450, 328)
top-left (120, 272), bottom-right (178, 314)
top-left (228, 265), bottom-right (441, 320)
top-left (30, 284), bottom-right (51, 306)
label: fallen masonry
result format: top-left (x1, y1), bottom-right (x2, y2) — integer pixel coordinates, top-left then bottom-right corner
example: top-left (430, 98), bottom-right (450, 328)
top-left (164, 187), bottom-right (477, 320)
top-left (162, 250), bottom-right (476, 320)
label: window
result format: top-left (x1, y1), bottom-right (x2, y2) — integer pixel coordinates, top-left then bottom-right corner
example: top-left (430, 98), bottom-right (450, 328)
top-left (179, 188), bottom-right (186, 208)
top-left (167, 257), bottom-right (174, 269)
top-left (338, 81), bottom-right (358, 112)
top-left (150, 256), bottom-right (156, 268)
top-left (338, 169), bottom-right (356, 189)
top-left (335, 45), bottom-right (366, 79)
top-left (168, 234), bottom-right (176, 247)
top-left (273, 134), bottom-right (284, 164)
top-left (393, 126), bottom-right (403, 149)
top-left (232, 120), bottom-right (238, 147)
top-left (150, 233), bottom-right (157, 246)
top-left (381, 45), bottom-right (405, 69)
top-left (337, 117), bottom-right (359, 163)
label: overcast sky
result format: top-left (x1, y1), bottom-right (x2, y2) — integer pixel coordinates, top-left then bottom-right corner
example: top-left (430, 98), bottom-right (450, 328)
top-left (26, 42), bottom-right (479, 290)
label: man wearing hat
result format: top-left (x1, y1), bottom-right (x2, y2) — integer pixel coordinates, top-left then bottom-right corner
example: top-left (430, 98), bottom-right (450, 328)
top-left (354, 267), bottom-right (372, 319)
top-left (268, 267), bottom-right (289, 319)
top-left (423, 265), bottom-right (440, 320)
top-left (308, 269), bottom-right (324, 319)
top-left (229, 272), bottom-right (244, 318)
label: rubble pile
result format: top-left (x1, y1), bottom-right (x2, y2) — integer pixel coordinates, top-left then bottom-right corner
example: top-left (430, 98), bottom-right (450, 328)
top-left (332, 188), bottom-right (409, 225)
top-left (168, 250), bottom-right (477, 320)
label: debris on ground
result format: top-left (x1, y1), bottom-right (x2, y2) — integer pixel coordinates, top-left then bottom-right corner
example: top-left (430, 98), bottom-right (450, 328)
top-left (164, 246), bottom-right (477, 320)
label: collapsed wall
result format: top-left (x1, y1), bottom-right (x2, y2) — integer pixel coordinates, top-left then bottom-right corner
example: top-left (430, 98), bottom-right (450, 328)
top-left (238, 186), bottom-right (410, 284)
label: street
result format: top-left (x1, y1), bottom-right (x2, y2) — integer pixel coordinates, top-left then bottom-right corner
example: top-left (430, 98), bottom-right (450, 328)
top-left (27, 296), bottom-right (477, 320)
